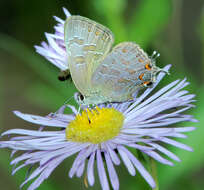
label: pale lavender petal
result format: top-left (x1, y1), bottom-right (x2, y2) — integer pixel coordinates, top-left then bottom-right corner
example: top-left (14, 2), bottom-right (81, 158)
top-left (163, 133), bottom-right (187, 138)
top-left (53, 16), bottom-right (64, 24)
top-left (104, 152), bottom-right (119, 190)
top-left (117, 146), bottom-right (136, 176)
top-left (35, 45), bottom-right (64, 60)
top-left (69, 145), bottom-right (95, 178)
top-left (149, 143), bottom-right (180, 162)
top-left (56, 105), bottom-right (67, 114)
top-left (87, 152), bottom-right (95, 186)
top-left (45, 33), bottom-right (66, 56)
top-left (132, 106), bottom-right (192, 125)
top-left (174, 127), bottom-right (196, 132)
top-left (122, 128), bottom-right (174, 135)
top-left (119, 146), bottom-right (156, 188)
top-left (53, 113), bottom-right (75, 122)
top-left (2, 129), bottom-right (65, 137)
top-left (63, 7), bottom-right (71, 17)
top-left (11, 152), bottom-right (34, 165)
top-left (97, 150), bottom-right (110, 190)
top-left (67, 105), bottom-right (78, 115)
top-left (142, 150), bottom-right (174, 166)
top-left (20, 166), bottom-right (44, 188)
top-left (12, 163), bottom-right (27, 175)
top-left (105, 143), bottom-right (120, 165)
top-left (125, 79), bottom-right (180, 117)
top-left (54, 25), bottom-right (64, 34)
top-left (10, 150), bottom-right (17, 158)
top-left (69, 149), bottom-right (86, 178)
top-left (13, 111), bottom-right (67, 127)
top-left (160, 137), bottom-right (193, 151)
top-left (40, 143), bottom-right (89, 166)
top-left (76, 161), bottom-right (85, 177)
top-left (127, 143), bottom-right (154, 151)
top-left (27, 153), bottom-right (68, 190)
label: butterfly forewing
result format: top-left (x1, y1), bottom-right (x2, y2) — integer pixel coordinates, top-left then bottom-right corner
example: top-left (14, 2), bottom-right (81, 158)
top-left (91, 42), bottom-right (152, 102)
top-left (64, 16), bottom-right (114, 96)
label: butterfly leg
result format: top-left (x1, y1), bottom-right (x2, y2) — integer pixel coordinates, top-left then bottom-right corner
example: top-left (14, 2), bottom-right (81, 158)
top-left (78, 106), bottom-right (81, 113)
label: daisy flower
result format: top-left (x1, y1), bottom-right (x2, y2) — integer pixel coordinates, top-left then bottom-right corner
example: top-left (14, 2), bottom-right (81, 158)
top-left (34, 7), bottom-right (70, 71)
top-left (0, 65), bottom-right (197, 190)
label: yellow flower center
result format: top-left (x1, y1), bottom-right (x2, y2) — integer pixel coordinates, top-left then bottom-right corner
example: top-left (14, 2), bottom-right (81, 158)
top-left (66, 107), bottom-right (124, 144)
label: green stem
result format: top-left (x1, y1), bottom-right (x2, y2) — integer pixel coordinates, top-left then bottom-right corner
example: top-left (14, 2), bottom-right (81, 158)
top-left (150, 158), bottom-right (159, 190)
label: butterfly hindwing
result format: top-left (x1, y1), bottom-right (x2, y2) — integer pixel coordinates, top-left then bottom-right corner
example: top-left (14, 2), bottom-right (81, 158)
top-left (91, 42), bottom-right (152, 102)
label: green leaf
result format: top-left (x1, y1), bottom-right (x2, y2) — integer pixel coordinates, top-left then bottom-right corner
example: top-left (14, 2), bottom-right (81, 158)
top-left (128, 0), bottom-right (172, 48)
top-left (0, 150), bottom-right (57, 190)
top-left (0, 72), bottom-right (3, 132)
top-left (0, 33), bottom-right (69, 98)
top-left (91, 0), bottom-right (127, 42)
top-left (200, 8), bottom-right (204, 44)
top-left (25, 81), bottom-right (77, 110)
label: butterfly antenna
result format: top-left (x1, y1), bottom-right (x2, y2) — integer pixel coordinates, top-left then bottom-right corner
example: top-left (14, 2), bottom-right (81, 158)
top-left (151, 50), bottom-right (160, 60)
top-left (78, 106), bottom-right (81, 113)
top-left (63, 95), bottom-right (75, 105)
top-left (151, 51), bottom-right (169, 75)
top-left (52, 95), bottom-right (75, 115)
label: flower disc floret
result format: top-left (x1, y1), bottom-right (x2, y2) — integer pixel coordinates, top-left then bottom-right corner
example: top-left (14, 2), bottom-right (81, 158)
top-left (66, 107), bottom-right (124, 144)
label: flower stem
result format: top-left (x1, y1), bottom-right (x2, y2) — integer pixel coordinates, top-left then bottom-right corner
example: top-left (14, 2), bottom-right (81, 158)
top-left (150, 158), bottom-right (159, 190)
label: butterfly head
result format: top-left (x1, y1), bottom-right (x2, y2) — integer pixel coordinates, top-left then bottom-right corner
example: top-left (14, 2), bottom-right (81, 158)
top-left (74, 92), bottom-right (109, 106)
top-left (74, 92), bottom-right (85, 105)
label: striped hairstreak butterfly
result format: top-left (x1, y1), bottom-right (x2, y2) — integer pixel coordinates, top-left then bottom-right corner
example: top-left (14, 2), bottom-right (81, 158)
top-left (64, 16), bottom-right (165, 105)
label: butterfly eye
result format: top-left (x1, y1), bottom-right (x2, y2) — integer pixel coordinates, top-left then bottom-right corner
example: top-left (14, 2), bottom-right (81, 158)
top-left (80, 94), bottom-right (84, 101)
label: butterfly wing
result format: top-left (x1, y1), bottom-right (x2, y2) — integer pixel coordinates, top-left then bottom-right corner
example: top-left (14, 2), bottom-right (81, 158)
top-left (91, 42), bottom-right (154, 102)
top-left (64, 16), bottom-right (114, 96)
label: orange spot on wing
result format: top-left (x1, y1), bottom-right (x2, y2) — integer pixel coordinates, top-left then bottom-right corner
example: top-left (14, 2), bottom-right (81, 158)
top-left (122, 48), bottom-right (127, 53)
top-left (138, 58), bottom-right (144, 63)
top-left (88, 26), bottom-right (91, 32)
top-left (145, 63), bottom-right (152, 70)
top-left (143, 81), bottom-right (150, 85)
top-left (118, 78), bottom-right (130, 83)
top-left (127, 70), bottom-right (136, 74)
top-left (121, 59), bottom-right (130, 65)
top-left (118, 78), bottom-right (126, 83)
top-left (95, 30), bottom-right (100, 36)
top-left (143, 81), bottom-right (152, 87)
top-left (139, 73), bottom-right (144, 80)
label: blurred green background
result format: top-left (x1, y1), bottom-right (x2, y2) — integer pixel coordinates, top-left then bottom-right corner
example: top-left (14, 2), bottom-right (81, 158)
top-left (0, 0), bottom-right (204, 189)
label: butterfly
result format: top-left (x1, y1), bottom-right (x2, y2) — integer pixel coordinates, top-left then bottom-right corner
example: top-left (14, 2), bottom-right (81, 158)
top-left (64, 15), bottom-right (164, 106)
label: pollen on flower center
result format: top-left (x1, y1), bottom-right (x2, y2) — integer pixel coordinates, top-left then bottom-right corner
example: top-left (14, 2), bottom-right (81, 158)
top-left (66, 107), bottom-right (124, 144)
